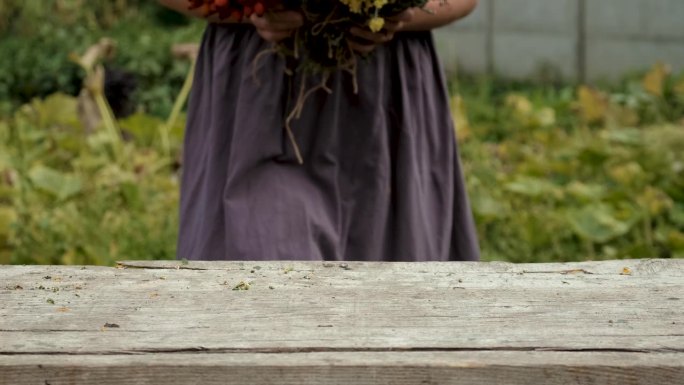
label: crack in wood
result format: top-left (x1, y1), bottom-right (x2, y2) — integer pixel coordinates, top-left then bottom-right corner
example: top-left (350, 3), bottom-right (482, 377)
top-left (116, 263), bottom-right (209, 271)
top-left (2, 347), bottom-right (681, 356)
top-left (521, 269), bottom-right (595, 275)
top-left (0, 330), bottom-right (93, 333)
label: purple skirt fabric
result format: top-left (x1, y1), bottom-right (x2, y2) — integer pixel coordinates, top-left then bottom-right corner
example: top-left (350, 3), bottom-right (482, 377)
top-left (177, 23), bottom-right (480, 261)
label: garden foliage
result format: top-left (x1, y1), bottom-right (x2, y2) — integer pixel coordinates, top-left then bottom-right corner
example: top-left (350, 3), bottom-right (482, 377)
top-left (1, 2), bottom-right (682, 264)
top-left (0, 0), bottom-right (203, 117)
top-left (454, 64), bottom-right (684, 262)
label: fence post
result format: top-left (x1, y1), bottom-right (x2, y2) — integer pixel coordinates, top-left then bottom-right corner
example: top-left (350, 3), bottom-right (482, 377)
top-left (577, 0), bottom-right (587, 83)
top-left (486, 0), bottom-right (495, 75)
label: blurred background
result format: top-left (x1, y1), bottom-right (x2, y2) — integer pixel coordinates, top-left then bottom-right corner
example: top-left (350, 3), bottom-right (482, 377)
top-left (435, 0), bottom-right (684, 82)
top-left (0, 0), bottom-right (682, 265)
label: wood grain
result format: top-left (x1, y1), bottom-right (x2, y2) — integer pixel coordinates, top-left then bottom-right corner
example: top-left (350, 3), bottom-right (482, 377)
top-left (2, 352), bottom-right (683, 385)
top-left (1, 259), bottom-right (682, 384)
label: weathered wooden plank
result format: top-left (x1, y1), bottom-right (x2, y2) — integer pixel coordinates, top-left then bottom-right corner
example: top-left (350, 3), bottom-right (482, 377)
top-left (1, 260), bottom-right (682, 353)
top-left (1, 259), bottom-right (682, 384)
top-left (1, 352), bottom-right (683, 385)
top-left (117, 258), bottom-right (684, 276)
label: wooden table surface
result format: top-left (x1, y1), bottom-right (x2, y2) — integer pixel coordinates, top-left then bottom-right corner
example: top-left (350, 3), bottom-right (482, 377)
top-left (1, 259), bottom-right (683, 384)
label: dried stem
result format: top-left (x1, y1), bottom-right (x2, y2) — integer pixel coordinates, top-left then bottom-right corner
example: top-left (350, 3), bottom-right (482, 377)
top-left (284, 72), bottom-right (333, 164)
top-left (251, 45), bottom-right (280, 86)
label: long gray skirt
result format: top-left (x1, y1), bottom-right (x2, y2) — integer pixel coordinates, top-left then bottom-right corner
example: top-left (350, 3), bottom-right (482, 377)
top-left (177, 23), bottom-right (480, 261)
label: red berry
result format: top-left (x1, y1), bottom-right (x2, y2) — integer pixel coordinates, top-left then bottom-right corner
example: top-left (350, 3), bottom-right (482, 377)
top-left (230, 9), bottom-right (243, 20)
top-left (253, 2), bottom-right (265, 16)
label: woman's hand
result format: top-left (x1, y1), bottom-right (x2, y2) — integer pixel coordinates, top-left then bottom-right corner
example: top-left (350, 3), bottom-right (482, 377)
top-left (348, 9), bottom-right (415, 54)
top-left (250, 11), bottom-right (304, 43)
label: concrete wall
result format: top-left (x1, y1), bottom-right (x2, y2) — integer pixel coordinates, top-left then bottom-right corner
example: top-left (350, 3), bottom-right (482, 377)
top-left (434, 0), bottom-right (684, 82)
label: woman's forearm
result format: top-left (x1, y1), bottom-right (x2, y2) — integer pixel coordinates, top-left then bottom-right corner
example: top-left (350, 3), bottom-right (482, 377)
top-left (156, 0), bottom-right (241, 23)
top-left (402, 0), bottom-right (478, 31)
top-left (157, 0), bottom-right (206, 19)
top-left (157, 0), bottom-right (477, 29)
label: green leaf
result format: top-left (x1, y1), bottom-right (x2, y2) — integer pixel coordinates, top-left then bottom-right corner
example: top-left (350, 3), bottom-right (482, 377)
top-left (28, 165), bottom-right (82, 201)
top-left (94, 164), bottom-right (135, 188)
top-left (0, 206), bottom-right (17, 240)
top-left (504, 176), bottom-right (560, 198)
top-left (471, 194), bottom-right (507, 220)
top-left (671, 203), bottom-right (684, 227)
top-left (565, 181), bottom-right (606, 201)
top-left (120, 181), bottom-right (142, 210)
top-left (577, 145), bottom-right (610, 168)
top-left (566, 204), bottom-right (633, 243)
top-left (119, 112), bottom-right (163, 146)
top-left (601, 128), bottom-right (643, 146)
top-left (667, 230), bottom-right (684, 251)
top-left (34, 93), bottom-right (79, 129)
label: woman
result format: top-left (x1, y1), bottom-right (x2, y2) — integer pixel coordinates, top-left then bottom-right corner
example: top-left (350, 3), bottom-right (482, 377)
top-left (158, 0), bottom-right (481, 261)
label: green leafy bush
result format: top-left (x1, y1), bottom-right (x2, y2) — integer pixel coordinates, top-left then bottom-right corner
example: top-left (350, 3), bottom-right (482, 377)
top-left (0, 94), bottom-right (184, 265)
top-left (454, 65), bottom-right (684, 262)
top-left (0, 1), bottom-right (203, 117)
top-left (3, 66), bottom-right (682, 265)
top-left (2, 2), bottom-right (682, 264)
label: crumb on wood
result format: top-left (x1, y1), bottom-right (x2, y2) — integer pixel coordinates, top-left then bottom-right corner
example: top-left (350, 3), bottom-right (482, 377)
top-left (233, 281), bottom-right (251, 291)
top-left (103, 323), bottom-right (120, 328)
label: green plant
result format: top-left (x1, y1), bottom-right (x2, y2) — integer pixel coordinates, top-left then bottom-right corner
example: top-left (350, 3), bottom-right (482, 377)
top-left (2, 1), bottom-right (683, 264)
top-left (0, 92), bottom-right (186, 265)
top-left (0, 1), bottom-right (203, 116)
top-left (453, 65), bottom-right (684, 262)
top-left (0, 34), bottom-right (193, 265)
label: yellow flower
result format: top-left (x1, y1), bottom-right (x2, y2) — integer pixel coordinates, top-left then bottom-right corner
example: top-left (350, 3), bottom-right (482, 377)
top-left (340, 0), bottom-right (363, 13)
top-left (340, 0), bottom-right (393, 14)
top-left (368, 17), bottom-right (385, 32)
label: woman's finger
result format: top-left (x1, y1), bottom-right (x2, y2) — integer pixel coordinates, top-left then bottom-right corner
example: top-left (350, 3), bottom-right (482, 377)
top-left (251, 10), bottom-right (304, 43)
top-left (382, 20), bottom-right (402, 33)
top-left (250, 11), bottom-right (303, 30)
top-left (350, 26), bottom-right (394, 44)
top-left (256, 29), bottom-right (293, 42)
top-left (348, 40), bottom-right (377, 54)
